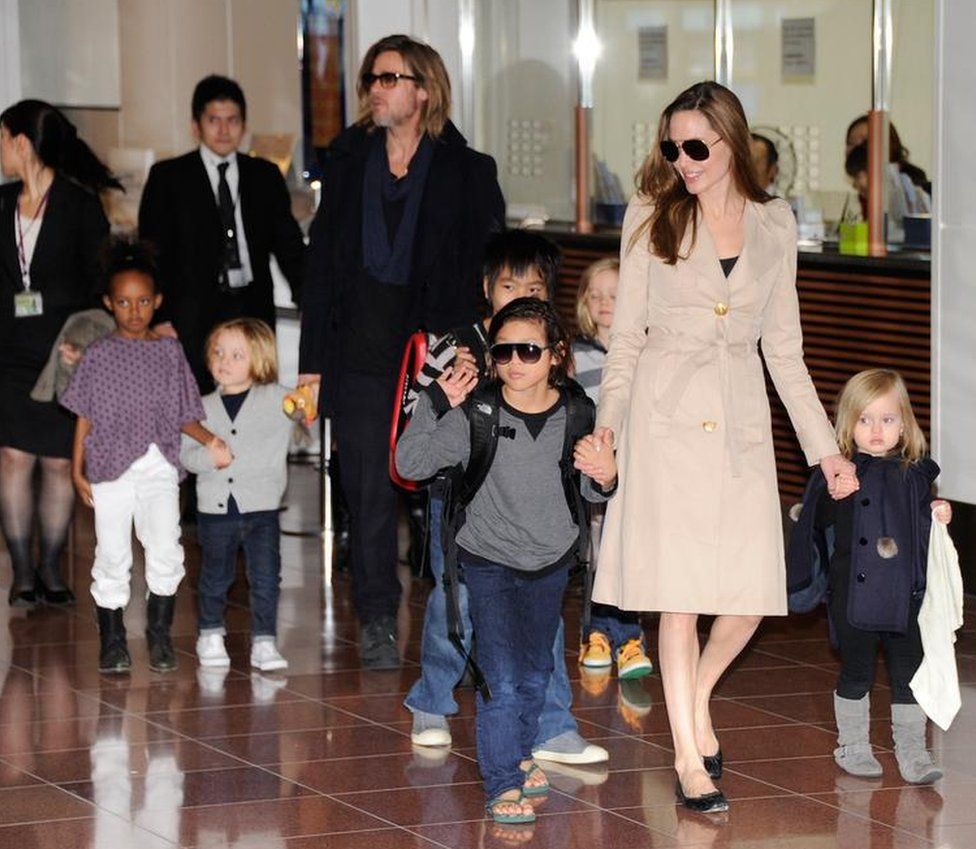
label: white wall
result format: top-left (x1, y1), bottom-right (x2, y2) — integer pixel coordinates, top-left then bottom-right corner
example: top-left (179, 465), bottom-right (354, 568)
top-left (932, 0), bottom-right (976, 503)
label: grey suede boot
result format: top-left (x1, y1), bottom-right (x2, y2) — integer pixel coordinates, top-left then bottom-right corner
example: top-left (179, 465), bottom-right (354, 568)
top-left (833, 692), bottom-right (883, 777)
top-left (891, 703), bottom-right (942, 784)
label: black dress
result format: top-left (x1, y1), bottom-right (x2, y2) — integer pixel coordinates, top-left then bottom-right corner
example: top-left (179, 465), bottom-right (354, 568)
top-left (0, 176), bottom-right (108, 458)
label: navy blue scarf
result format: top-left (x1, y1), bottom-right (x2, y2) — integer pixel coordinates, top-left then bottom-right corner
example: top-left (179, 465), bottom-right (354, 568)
top-left (361, 132), bottom-right (434, 286)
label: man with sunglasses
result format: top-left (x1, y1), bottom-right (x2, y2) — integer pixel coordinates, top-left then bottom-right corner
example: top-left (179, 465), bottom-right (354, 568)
top-left (299, 35), bottom-right (505, 670)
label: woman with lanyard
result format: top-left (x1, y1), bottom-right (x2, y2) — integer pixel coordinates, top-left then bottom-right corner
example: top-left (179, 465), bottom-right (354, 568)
top-left (0, 100), bottom-right (119, 608)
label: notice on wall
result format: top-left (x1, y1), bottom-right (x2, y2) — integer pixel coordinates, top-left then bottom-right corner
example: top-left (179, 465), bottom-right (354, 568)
top-left (638, 26), bottom-right (668, 80)
top-left (782, 17), bottom-right (816, 79)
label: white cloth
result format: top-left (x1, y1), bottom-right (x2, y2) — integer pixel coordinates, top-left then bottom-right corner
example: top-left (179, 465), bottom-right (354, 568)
top-left (199, 145), bottom-right (253, 288)
top-left (910, 519), bottom-right (964, 731)
top-left (90, 444), bottom-right (185, 608)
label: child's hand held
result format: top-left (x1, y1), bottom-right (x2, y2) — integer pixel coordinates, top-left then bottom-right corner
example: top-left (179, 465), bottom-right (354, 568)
top-left (932, 499), bottom-right (952, 524)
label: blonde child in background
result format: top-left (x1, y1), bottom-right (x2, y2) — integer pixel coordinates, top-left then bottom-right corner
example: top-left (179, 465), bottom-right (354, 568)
top-left (181, 318), bottom-right (294, 672)
top-left (572, 258), bottom-right (653, 682)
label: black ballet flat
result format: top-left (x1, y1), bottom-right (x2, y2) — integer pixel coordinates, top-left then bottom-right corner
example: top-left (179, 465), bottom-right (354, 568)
top-left (35, 576), bottom-right (76, 606)
top-left (7, 584), bottom-right (37, 609)
top-left (703, 748), bottom-right (723, 780)
top-left (675, 779), bottom-right (729, 814)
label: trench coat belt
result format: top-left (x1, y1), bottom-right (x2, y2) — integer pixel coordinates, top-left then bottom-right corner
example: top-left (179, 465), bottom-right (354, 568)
top-left (644, 332), bottom-right (758, 478)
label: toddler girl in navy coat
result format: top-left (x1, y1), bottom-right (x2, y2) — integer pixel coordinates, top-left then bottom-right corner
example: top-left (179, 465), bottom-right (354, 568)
top-left (788, 368), bottom-right (951, 784)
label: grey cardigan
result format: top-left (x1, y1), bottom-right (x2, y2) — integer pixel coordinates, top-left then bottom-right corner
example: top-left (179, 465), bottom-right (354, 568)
top-left (180, 383), bottom-right (293, 514)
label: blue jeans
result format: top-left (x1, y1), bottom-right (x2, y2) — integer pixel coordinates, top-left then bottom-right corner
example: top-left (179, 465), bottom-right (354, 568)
top-left (404, 497), bottom-right (576, 745)
top-left (463, 557), bottom-right (570, 800)
top-left (197, 511), bottom-right (281, 637)
top-left (589, 603), bottom-right (643, 650)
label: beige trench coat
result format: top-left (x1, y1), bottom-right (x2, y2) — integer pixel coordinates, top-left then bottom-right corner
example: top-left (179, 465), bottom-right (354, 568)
top-left (593, 196), bottom-right (838, 616)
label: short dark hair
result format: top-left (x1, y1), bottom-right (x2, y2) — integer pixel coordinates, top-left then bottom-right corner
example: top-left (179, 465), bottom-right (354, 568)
top-left (192, 75), bottom-right (247, 122)
top-left (482, 230), bottom-right (561, 301)
top-left (750, 132), bottom-right (779, 167)
top-left (102, 236), bottom-right (159, 294)
top-left (845, 142), bottom-right (868, 179)
top-left (488, 297), bottom-right (571, 387)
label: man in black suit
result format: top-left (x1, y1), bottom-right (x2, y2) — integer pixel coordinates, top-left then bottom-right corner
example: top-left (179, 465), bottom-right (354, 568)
top-left (299, 35), bottom-right (505, 669)
top-left (139, 75), bottom-right (304, 386)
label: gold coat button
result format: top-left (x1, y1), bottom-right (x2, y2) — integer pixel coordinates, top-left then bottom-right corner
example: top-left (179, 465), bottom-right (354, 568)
top-left (714, 302), bottom-right (729, 316)
top-left (702, 420), bottom-right (718, 432)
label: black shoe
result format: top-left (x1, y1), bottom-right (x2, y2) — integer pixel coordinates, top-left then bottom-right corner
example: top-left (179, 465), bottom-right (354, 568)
top-left (360, 616), bottom-right (400, 669)
top-left (96, 606), bottom-right (131, 673)
top-left (675, 778), bottom-right (729, 813)
top-left (8, 582), bottom-right (37, 609)
top-left (703, 749), bottom-right (723, 780)
top-left (35, 572), bottom-right (76, 606)
top-left (146, 593), bottom-right (177, 672)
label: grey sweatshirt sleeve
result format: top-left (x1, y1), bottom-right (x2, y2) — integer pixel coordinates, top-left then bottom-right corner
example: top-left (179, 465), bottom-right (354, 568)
top-left (395, 391), bottom-right (471, 481)
top-left (581, 475), bottom-right (615, 503)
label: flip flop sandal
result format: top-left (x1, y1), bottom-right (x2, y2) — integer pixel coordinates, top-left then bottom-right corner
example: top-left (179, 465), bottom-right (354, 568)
top-left (520, 762), bottom-right (550, 797)
top-left (486, 793), bottom-right (536, 824)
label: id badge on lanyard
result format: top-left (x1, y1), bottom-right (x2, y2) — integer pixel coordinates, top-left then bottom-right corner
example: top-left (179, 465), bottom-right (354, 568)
top-left (14, 187), bottom-right (51, 318)
top-left (14, 289), bottom-right (43, 317)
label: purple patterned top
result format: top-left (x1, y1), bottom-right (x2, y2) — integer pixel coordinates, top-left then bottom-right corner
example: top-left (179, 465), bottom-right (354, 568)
top-left (61, 335), bottom-right (205, 483)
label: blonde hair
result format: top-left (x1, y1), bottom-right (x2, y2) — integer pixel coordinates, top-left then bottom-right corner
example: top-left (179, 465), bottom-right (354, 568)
top-left (355, 34), bottom-right (451, 139)
top-left (575, 257), bottom-right (619, 339)
top-left (834, 368), bottom-right (927, 464)
top-left (632, 81), bottom-right (770, 264)
top-left (205, 318), bottom-right (278, 385)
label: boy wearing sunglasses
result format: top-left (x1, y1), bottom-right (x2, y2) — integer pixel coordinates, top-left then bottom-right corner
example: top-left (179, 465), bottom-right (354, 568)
top-left (401, 230), bottom-right (610, 770)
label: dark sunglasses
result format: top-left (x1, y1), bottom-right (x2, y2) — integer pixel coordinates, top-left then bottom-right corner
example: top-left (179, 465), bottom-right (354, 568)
top-left (489, 342), bottom-right (553, 365)
top-left (659, 136), bottom-right (723, 163)
top-left (362, 71), bottom-right (422, 89)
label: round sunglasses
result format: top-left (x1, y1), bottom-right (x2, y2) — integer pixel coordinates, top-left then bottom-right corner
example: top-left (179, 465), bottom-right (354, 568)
top-left (659, 136), bottom-right (723, 163)
top-left (489, 342), bottom-right (554, 365)
top-left (362, 71), bottom-right (422, 90)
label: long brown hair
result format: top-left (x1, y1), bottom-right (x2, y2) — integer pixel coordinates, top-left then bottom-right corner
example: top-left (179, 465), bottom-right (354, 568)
top-left (632, 81), bottom-right (769, 265)
top-left (355, 34), bottom-right (451, 139)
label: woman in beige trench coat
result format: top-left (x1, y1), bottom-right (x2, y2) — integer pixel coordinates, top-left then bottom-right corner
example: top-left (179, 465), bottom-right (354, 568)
top-left (575, 82), bottom-right (855, 812)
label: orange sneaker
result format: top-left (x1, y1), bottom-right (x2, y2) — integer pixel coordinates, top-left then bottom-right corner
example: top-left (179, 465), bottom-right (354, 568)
top-left (579, 631), bottom-right (612, 668)
top-left (616, 638), bottom-right (653, 679)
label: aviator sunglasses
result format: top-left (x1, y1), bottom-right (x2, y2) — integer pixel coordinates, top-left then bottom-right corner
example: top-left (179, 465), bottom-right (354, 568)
top-left (489, 342), bottom-right (554, 365)
top-left (659, 136), bottom-right (723, 163)
top-left (362, 71), bottom-right (422, 89)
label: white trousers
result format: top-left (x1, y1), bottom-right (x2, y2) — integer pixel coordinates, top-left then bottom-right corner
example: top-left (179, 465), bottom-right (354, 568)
top-left (90, 444), bottom-right (185, 609)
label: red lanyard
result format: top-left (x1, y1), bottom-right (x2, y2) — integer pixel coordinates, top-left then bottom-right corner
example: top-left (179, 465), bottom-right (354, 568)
top-left (15, 185), bottom-right (52, 289)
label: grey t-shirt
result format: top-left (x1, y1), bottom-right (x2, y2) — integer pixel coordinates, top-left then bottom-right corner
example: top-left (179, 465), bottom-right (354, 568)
top-left (396, 389), bottom-right (607, 572)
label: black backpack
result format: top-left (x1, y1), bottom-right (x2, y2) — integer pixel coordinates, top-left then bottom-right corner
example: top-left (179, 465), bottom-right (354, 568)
top-left (439, 378), bottom-right (595, 700)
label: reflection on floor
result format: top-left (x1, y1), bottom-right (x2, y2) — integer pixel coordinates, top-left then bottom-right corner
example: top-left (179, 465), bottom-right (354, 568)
top-left (1, 463), bottom-right (975, 848)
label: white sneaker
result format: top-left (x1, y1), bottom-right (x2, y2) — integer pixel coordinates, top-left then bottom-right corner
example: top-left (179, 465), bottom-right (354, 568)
top-left (250, 640), bottom-right (288, 671)
top-left (196, 633), bottom-right (230, 668)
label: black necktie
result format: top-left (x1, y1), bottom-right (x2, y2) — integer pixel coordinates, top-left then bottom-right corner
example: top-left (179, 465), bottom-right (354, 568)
top-left (217, 161), bottom-right (242, 275)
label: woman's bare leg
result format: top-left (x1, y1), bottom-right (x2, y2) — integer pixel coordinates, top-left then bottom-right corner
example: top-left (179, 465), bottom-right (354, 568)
top-left (694, 614), bottom-right (763, 754)
top-left (658, 611), bottom-right (716, 797)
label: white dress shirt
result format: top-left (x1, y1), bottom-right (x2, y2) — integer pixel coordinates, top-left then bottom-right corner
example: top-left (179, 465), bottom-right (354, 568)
top-left (199, 146), bottom-right (253, 288)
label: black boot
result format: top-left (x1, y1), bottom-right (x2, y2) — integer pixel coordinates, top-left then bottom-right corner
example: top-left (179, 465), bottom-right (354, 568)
top-left (35, 540), bottom-right (75, 606)
top-left (96, 606), bottom-right (131, 673)
top-left (6, 537), bottom-right (37, 609)
top-left (146, 593), bottom-right (177, 672)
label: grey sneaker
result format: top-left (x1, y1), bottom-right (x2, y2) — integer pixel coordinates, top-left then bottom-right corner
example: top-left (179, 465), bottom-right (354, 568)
top-left (360, 616), bottom-right (400, 669)
top-left (410, 710), bottom-right (451, 747)
top-left (532, 730), bottom-right (609, 765)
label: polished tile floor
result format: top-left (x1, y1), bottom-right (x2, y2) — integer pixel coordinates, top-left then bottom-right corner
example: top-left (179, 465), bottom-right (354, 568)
top-left (1, 464), bottom-right (974, 848)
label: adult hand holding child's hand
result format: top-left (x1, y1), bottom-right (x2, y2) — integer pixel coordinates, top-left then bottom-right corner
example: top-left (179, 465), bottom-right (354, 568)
top-left (207, 437), bottom-right (234, 469)
top-left (573, 429), bottom-right (617, 489)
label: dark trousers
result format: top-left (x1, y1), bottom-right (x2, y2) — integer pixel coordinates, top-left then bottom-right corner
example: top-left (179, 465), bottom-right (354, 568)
top-left (333, 372), bottom-right (401, 623)
top-left (829, 557), bottom-right (923, 704)
top-left (463, 558), bottom-right (570, 800)
top-left (197, 511), bottom-right (281, 637)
